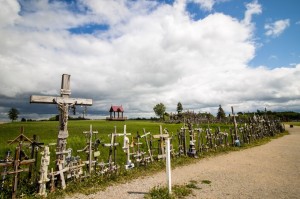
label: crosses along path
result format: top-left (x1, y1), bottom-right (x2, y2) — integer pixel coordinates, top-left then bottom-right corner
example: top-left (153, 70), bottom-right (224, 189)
top-left (67, 125), bottom-right (300, 199)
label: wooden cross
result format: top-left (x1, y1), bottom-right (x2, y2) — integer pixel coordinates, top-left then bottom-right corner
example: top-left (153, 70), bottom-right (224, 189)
top-left (30, 74), bottom-right (92, 162)
top-left (55, 149), bottom-right (72, 189)
top-left (133, 131), bottom-right (145, 163)
top-left (102, 126), bottom-right (121, 170)
top-left (180, 125), bottom-right (188, 156)
top-left (28, 134), bottom-right (44, 181)
top-left (2, 127), bottom-right (36, 199)
top-left (0, 150), bottom-right (12, 191)
top-left (194, 128), bottom-right (203, 153)
top-left (119, 125), bottom-right (134, 169)
top-left (81, 125), bottom-right (98, 175)
top-left (142, 129), bottom-right (153, 162)
top-left (230, 106), bottom-right (238, 140)
top-left (153, 125), bottom-right (169, 159)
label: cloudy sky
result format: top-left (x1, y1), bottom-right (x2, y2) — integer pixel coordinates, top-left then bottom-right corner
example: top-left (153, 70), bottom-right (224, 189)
top-left (0, 0), bottom-right (299, 121)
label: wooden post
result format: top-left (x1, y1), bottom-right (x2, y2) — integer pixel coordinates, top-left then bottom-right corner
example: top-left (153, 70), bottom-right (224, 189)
top-left (231, 106), bottom-right (238, 140)
top-left (195, 128), bottom-right (203, 153)
top-left (0, 150), bottom-right (11, 191)
top-left (166, 138), bottom-right (172, 194)
top-left (180, 125), bottom-right (188, 156)
top-left (28, 135), bottom-right (44, 181)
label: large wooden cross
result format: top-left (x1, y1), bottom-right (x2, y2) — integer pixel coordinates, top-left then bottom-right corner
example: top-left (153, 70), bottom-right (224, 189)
top-left (30, 74), bottom-right (92, 161)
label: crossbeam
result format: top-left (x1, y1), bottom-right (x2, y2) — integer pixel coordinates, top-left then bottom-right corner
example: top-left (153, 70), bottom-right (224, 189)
top-left (30, 96), bottom-right (92, 105)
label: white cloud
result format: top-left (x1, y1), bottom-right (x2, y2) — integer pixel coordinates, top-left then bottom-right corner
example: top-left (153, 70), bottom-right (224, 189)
top-left (265, 19), bottom-right (290, 37)
top-left (188, 0), bottom-right (216, 11)
top-left (0, 0), bottom-right (299, 120)
top-left (268, 55), bottom-right (278, 60)
top-left (242, 0), bottom-right (262, 26)
top-left (0, 0), bottom-right (20, 28)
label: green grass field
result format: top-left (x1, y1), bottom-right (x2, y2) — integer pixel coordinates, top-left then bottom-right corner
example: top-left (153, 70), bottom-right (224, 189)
top-left (0, 120), bottom-right (232, 167)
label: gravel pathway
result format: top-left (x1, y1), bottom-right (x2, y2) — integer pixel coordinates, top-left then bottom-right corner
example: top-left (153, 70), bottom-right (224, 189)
top-left (67, 125), bottom-right (300, 199)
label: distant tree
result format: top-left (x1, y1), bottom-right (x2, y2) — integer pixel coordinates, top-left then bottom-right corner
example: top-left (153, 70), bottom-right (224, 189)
top-left (21, 118), bottom-right (26, 122)
top-left (49, 115), bottom-right (59, 121)
top-left (163, 112), bottom-right (170, 121)
top-left (217, 105), bottom-right (226, 121)
top-left (153, 103), bottom-right (166, 119)
top-left (8, 107), bottom-right (19, 122)
top-left (177, 102), bottom-right (183, 114)
top-left (205, 112), bottom-right (215, 121)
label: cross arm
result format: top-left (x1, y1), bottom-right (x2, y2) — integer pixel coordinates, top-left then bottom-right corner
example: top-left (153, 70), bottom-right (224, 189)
top-left (153, 134), bottom-right (169, 139)
top-left (30, 95), bottom-right (93, 106)
top-left (0, 161), bottom-right (13, 167)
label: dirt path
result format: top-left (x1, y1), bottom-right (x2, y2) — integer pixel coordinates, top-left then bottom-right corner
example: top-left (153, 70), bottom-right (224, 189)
top-left (67, 125), bottom-right (300, 199)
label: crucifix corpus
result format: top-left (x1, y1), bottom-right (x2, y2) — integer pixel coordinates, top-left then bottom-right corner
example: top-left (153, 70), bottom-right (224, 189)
top-left (30, 74), bottom-right (92, 170)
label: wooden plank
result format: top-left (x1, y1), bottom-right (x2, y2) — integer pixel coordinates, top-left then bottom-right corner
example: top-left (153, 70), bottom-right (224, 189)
top-left (153, 134), bottom-right (169, 139)
top-left (0, 162), bottom-right (13, 167)
top-left (30, 96), bottom-right (92, 105)
top-left (19, 159), bottom-right (35, 165)
top-left (61, 74), bottom-right (71, 91)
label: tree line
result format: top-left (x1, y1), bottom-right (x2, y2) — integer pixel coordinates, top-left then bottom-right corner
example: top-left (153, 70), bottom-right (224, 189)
top-left (153, 103), bottom-right (300, 122)
top-left (5, 105), bottom-right (300, 122)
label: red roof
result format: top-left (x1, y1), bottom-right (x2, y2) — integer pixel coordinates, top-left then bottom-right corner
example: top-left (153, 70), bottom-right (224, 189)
top-left (110, 105), bottom-right (124, 112)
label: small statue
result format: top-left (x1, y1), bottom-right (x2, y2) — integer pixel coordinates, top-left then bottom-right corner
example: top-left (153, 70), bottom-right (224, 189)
top-left (38, 146), bottom-right (50, 197)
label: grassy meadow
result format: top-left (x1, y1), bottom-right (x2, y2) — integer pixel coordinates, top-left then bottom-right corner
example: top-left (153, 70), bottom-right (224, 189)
top-left (0, 120), bottom-right (232, 167)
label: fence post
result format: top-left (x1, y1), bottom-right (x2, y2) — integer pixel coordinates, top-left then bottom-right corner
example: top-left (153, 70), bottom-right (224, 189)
top-left (166, 138), bottom-right (172, 194)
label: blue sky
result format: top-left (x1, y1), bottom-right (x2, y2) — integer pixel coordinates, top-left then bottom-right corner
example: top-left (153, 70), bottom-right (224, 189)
top-left (0, 0), bottom-right (300, 121)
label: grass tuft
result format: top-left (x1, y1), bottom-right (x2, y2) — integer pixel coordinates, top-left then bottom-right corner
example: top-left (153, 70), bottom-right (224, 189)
top-left (186, 180), bottom-right (201, 189)
top-left (201, 180), bottom-right (211, 184)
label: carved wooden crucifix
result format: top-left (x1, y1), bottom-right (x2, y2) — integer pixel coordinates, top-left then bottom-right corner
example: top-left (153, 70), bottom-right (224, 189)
top-left (30, 74), bottom-right (92, 162)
